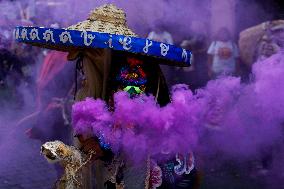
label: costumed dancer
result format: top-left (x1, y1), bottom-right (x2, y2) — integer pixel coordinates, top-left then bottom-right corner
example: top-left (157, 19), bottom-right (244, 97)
top-left (15, 4), bottom-right (198, 189)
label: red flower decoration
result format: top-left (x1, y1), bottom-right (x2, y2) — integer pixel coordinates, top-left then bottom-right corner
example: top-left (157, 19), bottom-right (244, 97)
top-left (127, 57), bottom-right (143, 67)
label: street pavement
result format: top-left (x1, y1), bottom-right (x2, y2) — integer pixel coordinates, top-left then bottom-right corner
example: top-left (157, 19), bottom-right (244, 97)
top-left (0, 114), bottom-right (57, 189)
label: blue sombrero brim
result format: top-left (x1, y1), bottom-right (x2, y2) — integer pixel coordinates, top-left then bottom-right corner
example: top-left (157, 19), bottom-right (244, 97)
top-left (14, 26), bottom-right (192, 67)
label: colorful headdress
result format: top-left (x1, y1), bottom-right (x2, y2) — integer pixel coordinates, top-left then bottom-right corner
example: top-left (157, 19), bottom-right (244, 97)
top-left (14, 4), bottom-right (192, 67)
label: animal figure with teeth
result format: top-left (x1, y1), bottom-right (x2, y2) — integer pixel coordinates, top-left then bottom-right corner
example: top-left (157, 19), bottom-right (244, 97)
top-left (41, 141), bottom-right (88, 189)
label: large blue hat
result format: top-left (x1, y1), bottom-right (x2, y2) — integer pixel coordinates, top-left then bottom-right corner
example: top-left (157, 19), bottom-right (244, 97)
top-left (14, 4), bottom-right (192, 67)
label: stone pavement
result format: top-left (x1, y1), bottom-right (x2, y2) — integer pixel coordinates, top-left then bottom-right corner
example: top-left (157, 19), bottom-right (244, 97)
top-left (0, 115), bottom-right (57, 189)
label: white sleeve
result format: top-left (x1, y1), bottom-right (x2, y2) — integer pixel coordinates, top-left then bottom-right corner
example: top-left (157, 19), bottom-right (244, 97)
top-left (167, 38), bottom-right (174, 45)
top-left (207, 41), bottom-right (216, 55)
top-left (147, 31), bottom-right (155, 40)
top-left (165, 33), bottom-right (174, 45)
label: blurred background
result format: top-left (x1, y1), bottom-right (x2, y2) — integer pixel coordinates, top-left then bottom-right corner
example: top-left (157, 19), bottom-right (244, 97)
top-left (0, 0), bottom-right (284, 188)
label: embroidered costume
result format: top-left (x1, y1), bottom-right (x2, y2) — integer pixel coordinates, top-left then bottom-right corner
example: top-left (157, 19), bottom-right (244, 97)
top-left (15, 4), bottom-right (197, 189)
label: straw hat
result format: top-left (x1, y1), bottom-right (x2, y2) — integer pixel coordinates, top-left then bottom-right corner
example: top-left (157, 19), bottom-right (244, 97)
top-left (68, 4), bottom-right (136, 37)
top-left (15, 4), bottom-right (192, 67)
top-left (239, 20), bottom-right (284, 66)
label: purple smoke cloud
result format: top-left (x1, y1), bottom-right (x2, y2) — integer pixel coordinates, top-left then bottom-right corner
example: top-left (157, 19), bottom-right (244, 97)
top-left (72, 52), bottom-right (284, 163)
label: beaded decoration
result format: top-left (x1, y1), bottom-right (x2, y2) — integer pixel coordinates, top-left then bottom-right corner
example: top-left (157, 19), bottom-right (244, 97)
top-left (116, 57), bottom-right (147, 95)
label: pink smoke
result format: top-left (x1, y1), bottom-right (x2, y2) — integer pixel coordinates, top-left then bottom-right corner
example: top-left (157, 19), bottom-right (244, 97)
top-left (72, 52), bottom-right (284, 162)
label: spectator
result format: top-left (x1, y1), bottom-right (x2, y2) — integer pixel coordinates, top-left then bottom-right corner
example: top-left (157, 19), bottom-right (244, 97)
top-left (147, 26), bottom-right (174, 45)
top-left (178, 33), bottom-right (209, 90)
top-left (207, 27), bottom-right (239, 78)
top-left (147, 24), bottom-right (175, 86)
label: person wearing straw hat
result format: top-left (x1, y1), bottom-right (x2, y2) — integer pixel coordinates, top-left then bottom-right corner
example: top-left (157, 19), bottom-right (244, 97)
top-left (239, 20), bottom-right (284, 67)
top-left (15, 4), bottom-right (197, 189)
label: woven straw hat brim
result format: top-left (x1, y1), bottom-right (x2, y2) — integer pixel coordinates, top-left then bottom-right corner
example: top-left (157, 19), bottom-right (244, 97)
top-left (15, 26), bottom-right (192, 67)
top-left (14, 4), bottom-right (192, 66)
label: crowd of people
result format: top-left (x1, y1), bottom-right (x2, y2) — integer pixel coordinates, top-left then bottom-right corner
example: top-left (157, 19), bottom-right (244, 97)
top-left (0, 0), bottom-right (283, 120)
top-left (1, 3), bottom-right (283, 115)
top-left (0, 1), bottom-right (284, 136)
top-left (0, 0), bottom-right (75, 146)
top-left (0, 26), bottom-right (39, 110)
top-left (147, 20), bottom-right (284, 91)
top-left (147, 26), bottom-right (240, 91)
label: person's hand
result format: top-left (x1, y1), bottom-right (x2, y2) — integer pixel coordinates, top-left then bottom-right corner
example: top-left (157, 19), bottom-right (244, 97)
top-left (77, 135), bottom-right (104, 162)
